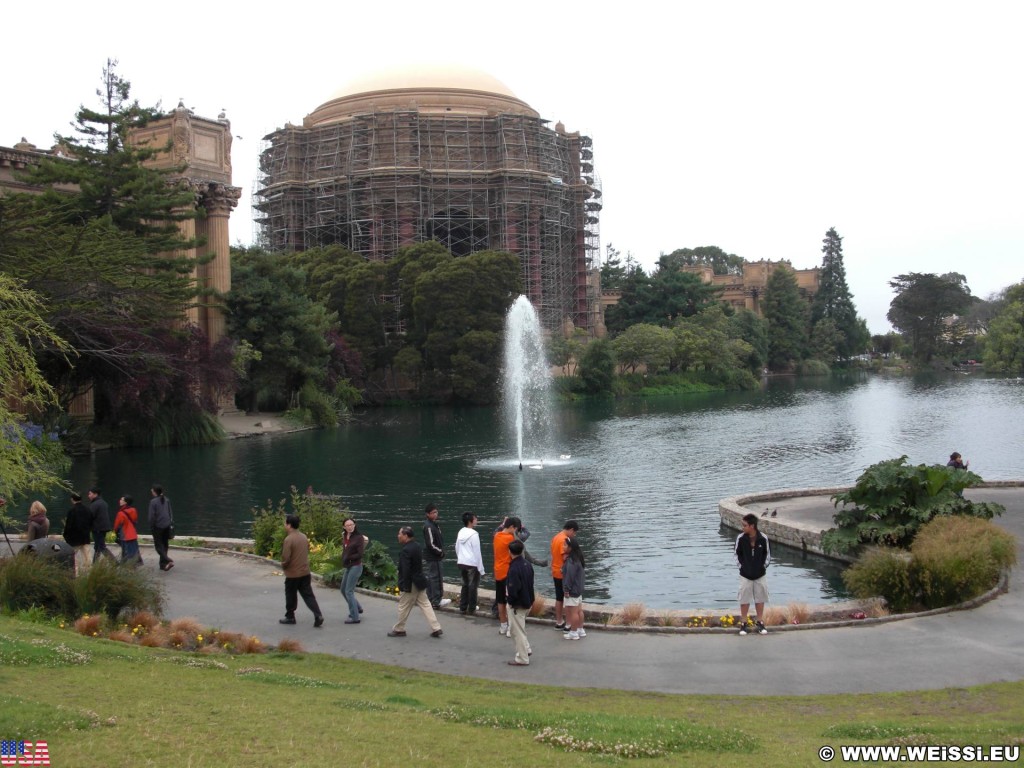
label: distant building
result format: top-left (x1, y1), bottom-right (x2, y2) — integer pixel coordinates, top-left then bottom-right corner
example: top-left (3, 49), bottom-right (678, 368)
top-left (598, 259), bottom-right (820, 330)
top-left (681, 260), bottom-right (821, 316)
top-left (255, 66), bottom-right (601, 335)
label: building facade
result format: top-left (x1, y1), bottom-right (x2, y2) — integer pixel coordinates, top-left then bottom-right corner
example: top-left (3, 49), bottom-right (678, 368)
top-left (255, 67), bottom-right (601, 334)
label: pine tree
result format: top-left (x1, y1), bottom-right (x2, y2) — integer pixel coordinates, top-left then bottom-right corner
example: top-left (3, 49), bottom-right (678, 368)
top-left (25, 58), bottom-right (200, 257)
top-left (811, 227), bottom-right (868, 358)
top-left (763, 265), bottom-right (809, 371)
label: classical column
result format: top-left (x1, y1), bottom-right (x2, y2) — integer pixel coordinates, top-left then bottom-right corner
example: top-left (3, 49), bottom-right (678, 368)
top-left (198, 183), bottom-right (241, 347)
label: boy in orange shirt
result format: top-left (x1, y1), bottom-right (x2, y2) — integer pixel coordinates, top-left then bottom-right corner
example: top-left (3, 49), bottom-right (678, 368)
top-left (492, 516), bottom-right (521, 637)
top-left (549, 520), bottom-right (579, 630)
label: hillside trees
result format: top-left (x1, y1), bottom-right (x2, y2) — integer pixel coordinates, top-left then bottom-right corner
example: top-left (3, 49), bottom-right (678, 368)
top-left (888, 273), bottom-right (974, 363)
top-left (983, 280), bottom-right (1024, 374)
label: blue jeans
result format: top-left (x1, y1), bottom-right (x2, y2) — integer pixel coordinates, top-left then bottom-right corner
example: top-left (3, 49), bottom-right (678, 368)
top-left (341, 565), bottom-right (363, 621)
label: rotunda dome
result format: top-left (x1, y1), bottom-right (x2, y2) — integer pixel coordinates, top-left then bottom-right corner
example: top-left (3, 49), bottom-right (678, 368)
top-left (304, 64), bottom-right (539, 127)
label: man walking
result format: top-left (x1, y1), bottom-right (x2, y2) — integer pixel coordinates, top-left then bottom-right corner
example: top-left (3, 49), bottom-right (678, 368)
top-left (455, 513), bottom-right (485, 615)
top-left (505, 539), bottom-right (535, 666)
top-left (279, 515), bottom-right (324, 628)
top-left (422, 503), bottom-right (451, 609)
top-left (62, 492), bottom-right (93, 576)
top-left (735, 513), bottom-right (771, 635)
top-left (87, 488), bottom-right (115, 563)
top-left (389, 526), bottom-right (443, 638)
top-left (549, 519), bottom-right (579, 630)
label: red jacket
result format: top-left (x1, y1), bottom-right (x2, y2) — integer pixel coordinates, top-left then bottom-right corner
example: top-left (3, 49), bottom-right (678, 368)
top-left (114, 505), bottom-right (139, 541)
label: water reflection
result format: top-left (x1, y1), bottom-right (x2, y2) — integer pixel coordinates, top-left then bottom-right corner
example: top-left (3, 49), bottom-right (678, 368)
top-left (52, 374), bottom-right (1024, 609)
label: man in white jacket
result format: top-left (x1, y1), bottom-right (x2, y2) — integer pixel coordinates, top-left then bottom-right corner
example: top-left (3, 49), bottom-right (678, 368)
top-left (455, 513), bottom-right (485, 616)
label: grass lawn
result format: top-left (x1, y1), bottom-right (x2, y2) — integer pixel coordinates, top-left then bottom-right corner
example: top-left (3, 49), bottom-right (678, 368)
top-left (2, 614), bottom-right (1022, 767)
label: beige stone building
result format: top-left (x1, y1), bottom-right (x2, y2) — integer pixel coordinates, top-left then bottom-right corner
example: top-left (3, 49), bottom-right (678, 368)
top-left (682, 259), bottom-right (821, 315)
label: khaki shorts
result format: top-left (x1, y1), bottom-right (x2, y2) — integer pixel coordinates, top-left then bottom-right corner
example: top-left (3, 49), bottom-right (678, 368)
top-left (737, 576), bottom-right (769, 605)
top-left (563, 595), bottom-right (582, 608)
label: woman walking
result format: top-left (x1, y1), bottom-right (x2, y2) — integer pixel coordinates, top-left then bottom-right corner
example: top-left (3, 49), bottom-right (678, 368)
top-left (113, 495), bottom-right (142, 565)
top-left (561, 536), bottom-right (587, 640)
top-left (340, 518), bottom-right (366, 623)
top-left (148, 484), bottom-right (175, 571)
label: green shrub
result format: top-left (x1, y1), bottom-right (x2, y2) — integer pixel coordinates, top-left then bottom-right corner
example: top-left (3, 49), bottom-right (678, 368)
top-left (843, 548), bottom-right (917, 613)
top-left (797, 359), bottom-right (831, 376)
top-left (250, 487), bottom-right (347, 558)
top-left (72, 560), bottom-right (165, 621)
top-left (911, 517), bottom-right (1017, 608)
top-left (0, 555), bottom-right (74, 616)
top-left (359, 540), bottom-right (398, 591)
top-left (824, 456), bottom-right (1004, 555)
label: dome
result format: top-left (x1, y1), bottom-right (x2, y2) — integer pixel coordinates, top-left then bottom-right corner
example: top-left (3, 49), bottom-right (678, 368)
top-left (304, 64), bottom-right (539, 127)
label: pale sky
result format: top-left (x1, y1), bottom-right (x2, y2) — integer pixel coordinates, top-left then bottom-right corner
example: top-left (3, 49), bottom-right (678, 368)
top-left (5, 1), bottom-right (1022, 333)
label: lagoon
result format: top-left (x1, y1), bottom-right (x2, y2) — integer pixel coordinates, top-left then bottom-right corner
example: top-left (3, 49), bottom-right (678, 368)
top-left (58, 373), bottom-right (1024, 610)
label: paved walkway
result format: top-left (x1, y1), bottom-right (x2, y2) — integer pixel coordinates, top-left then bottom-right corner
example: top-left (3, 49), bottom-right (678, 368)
top-left (153, 487), bottom-right (1024, 696)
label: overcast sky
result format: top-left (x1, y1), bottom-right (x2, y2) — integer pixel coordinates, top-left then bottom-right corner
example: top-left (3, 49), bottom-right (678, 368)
top-left (5, 1), bottom-right (1022, 333)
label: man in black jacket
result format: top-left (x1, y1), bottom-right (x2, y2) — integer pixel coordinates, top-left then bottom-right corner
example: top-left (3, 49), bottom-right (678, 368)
top-left (735, 513), bottom-right (771, 635)
top-left (388, 526), bottom-right (443, 638)
top-left (422, 503), bottom-right (450, 609)
top-left (505, 539), bottom-right (535, 666)
top-left (62, 492), bottom-right (93, 576)
top-left (87, 487), bottom-right (115, 564)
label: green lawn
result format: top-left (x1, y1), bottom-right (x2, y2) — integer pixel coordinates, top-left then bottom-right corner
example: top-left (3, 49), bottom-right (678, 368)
top-left (1, 615), bottom-right (1021, 767)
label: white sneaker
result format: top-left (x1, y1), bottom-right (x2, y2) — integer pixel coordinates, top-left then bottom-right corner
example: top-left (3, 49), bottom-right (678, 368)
top-left (499, 623), bottom-right (508, 636)
top-left (505, 628), bottom-right (512, 638)
top-left (577, 627), bottom-right (586, 638)
top-left (563, 631), bottom-right (580, 640)
top-left (439, 598), bottom-right (452, 608)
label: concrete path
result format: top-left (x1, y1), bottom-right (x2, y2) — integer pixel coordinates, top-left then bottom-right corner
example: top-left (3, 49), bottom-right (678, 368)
top-left (156, 487), bottom-right (1024, 696)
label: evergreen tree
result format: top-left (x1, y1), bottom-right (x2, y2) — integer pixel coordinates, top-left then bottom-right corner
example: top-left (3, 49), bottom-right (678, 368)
top-left (600, 243), bottom-right (628, 290)
top-left (25, 58), bottom-right (200, 258)
top-left (811, 228), bottom-right (868, 358)
top-left (887, 272), bottom-right (974, 363)
top-left (763, 265), bottom-right (810, 371)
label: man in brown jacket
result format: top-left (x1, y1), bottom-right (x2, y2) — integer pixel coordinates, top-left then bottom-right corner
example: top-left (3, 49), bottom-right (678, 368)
top-left (279, 515), bottom-right (324, 628)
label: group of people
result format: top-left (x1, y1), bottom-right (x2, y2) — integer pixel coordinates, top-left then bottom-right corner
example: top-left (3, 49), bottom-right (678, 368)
top-left (276, 504), bottom-right (589, 666)
top-left (11, 485), bottom-right (176, 575)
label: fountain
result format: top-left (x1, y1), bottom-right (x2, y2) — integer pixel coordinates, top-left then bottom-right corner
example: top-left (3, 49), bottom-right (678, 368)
top-left (500, 296), bottom-right (557, 467)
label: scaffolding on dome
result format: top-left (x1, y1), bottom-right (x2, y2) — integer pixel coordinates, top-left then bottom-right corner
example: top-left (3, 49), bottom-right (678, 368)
top-left (254, 109), bottom-right (600, 333)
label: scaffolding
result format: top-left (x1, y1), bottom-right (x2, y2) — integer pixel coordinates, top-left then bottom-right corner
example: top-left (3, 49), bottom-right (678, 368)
top-left (255, 107), bottom-right (600, 333)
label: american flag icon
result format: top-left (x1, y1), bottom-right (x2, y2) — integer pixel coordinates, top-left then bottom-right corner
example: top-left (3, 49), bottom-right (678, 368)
top-left (0, 741), bottom-right (50, 766)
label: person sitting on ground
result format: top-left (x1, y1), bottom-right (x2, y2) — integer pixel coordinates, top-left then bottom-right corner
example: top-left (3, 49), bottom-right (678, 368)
top-left (26, 501), bottom-right (50, 540)
top-left (947, 451), bottom-right (969, 470)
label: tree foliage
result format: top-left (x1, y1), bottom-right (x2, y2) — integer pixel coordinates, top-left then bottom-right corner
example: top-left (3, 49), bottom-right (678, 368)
top-left (982, 280), bottom-right (1024, 374)
top-left (660, 245), bottom-right (744, 276)
top-left (23, 58), bottom-right (200, 256)
top-left (605, 258), bottom-right (722, 334)
top-left (823, 456), bottom-right (1003, 555)
top-left (887, 272), bottom-right (974, 363)
top-left (0, 275), bottom-right (71, 501)
top-left (227, 248), bottom-right (335, 412)
top-left (762, 265), bottom-right (809, 371)
top-left (578, 339), bottom-right (616, 395)
top-left (811, 228), bottom-right (869, 359)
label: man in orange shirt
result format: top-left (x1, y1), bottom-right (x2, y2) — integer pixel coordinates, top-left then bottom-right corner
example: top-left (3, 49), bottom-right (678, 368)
top-left (549, 520), bottom-right (579, 630)
top-left (492, 516), bottom-right (521, 637)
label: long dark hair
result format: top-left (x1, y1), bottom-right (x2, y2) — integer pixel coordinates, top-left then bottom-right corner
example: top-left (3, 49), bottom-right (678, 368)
top-left (566, 536), bottom-right (585, 568)
top-left (152, 484), bottom-right (166, 506)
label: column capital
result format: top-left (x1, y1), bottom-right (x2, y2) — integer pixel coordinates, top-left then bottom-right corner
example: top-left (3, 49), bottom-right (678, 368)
top-left (193, 182), bottom-right (242, 216)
